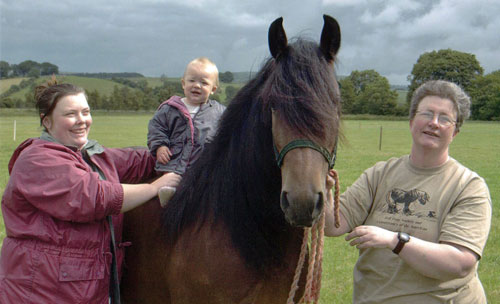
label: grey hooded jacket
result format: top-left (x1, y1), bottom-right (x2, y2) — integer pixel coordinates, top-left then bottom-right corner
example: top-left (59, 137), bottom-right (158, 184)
top-left (147, 95), bottom-right (225, 175)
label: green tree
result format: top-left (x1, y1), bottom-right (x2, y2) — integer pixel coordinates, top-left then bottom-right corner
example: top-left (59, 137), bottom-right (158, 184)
top-left (40, 62), bottom-right (59, 75)
top-left (28, 67), bottom-right (41, 79)
top-left (0, 97), bottom-right (13, 108)
top-left (18, 60), bottom-right (40, 76)
top-left (24, 90), bottom-right (35, 108)
top-left (0, 61), bottom-right (10, 78)
top-left (10, 64), bottom-right (20, 77)
top-left (338, 78), bottom-right (356, 114)
top-left (87, 89), bottom-right (103, 109)
top-left (109, 86), bottom-right (122, 110)
top-left (350, 70), bottom-right (381, 95)
top-left (468, 70), bottom-right (500, 120)
top-left (220, 71), bottom-right (234, 83)
top-left (343, 70), bottom-right (399, 115)
top-left (224, 85), bottom-right (238, 104)
top-left (360, 79), bottom-right (398, 115)
top-left (407, 49), bottom-right (483, 103)
top-left (136, 79), bottom-right (149, 92)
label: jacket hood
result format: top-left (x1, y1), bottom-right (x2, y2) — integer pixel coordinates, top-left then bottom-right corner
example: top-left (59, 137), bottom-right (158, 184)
top-left (8, 138), bottom-right (37, 175)
top-left (8, 134), bottom-right (104, 174)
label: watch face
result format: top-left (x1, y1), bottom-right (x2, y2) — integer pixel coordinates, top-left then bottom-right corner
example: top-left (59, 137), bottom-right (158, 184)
top-left (399, 232), bottom-right (410, 242)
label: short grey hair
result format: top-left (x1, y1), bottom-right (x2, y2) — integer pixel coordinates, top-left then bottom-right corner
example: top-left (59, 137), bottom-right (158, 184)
top-left (409, 80), bottom-right (470, 131)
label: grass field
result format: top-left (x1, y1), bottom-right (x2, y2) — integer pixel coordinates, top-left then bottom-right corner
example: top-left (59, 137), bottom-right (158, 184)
top-left (0, 111), bottom-right (498, 303)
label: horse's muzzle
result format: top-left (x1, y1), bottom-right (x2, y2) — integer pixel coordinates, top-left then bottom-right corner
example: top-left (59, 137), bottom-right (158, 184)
top-left (280, 191), bottom-right (324, 227)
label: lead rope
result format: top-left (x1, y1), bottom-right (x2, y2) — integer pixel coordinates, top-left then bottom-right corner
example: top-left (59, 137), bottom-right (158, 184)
top-left (286, 169), bottom-right (340, 304)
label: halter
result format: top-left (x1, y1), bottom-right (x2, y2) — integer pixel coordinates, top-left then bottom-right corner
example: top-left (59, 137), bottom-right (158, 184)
top-left (274, 139), bottom-right (337, 169)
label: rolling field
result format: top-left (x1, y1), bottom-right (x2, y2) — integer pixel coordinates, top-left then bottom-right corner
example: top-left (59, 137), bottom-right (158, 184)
top-left (1, 76), bottom-right (246, 104)
top-left (0, 111), bottom-right (498, 303)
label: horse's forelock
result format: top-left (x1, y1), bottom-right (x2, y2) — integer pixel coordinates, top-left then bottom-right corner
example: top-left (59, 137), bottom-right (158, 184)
top-left (260, 39), bottom-right (341, 141)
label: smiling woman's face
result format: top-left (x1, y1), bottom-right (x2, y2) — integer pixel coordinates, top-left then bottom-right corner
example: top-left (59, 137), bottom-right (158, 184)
top-left (410, 95), bottom-right (458, 153)
top-left (42, 93), bottom-right (92, 150)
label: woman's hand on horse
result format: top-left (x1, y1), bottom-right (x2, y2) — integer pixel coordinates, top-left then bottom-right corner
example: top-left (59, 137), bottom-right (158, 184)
top-left (153, 172), bottom-right (182, 191)
top-left (345, 226), bottom-right (398, 250)
top-left (157, 146), bottom-right (172, 164)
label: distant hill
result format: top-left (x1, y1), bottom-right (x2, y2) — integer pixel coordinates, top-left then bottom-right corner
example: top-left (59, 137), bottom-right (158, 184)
top-left (1, 75), bottom-right (133, 100)
top-left (63, 72), bottom-right (145, 79)
top-left (1, 73), bottom-right (409, 108)
top-left (230, 72), bottom-right (253, 83)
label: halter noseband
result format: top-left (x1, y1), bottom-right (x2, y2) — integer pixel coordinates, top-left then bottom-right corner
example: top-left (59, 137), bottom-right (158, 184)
top-left (274, 139), bottom-right (337, 169)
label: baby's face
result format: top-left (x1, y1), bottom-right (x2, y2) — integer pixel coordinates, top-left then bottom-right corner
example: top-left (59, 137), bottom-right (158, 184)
top-left (181, 62), bottom-right (218, 106)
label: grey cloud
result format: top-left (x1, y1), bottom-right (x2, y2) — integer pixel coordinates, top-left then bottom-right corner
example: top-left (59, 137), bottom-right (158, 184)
top-left (1, 0), bottom-right (499, 85)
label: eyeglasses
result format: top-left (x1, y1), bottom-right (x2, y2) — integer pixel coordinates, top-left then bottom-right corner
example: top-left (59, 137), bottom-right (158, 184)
top-left (415, 110), bottom-right (456, 127)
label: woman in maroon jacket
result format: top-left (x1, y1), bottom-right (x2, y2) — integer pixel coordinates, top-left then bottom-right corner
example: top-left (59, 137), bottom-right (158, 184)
top-left (0, 79), bottom-right (180, 303)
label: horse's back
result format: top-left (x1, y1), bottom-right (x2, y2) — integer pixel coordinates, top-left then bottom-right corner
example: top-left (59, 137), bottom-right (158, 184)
top-left (122, 204), bottom-right (305, 304)
top-left (121, 198), bottom-right (172, 303)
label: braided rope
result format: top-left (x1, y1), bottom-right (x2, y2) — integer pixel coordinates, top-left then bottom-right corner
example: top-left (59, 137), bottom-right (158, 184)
top-left (331, 170), bottom-right (340, 228)
top-left (286, 170), bottom-right (339, 304)
top-left (311, 212), bottom-right (325, 300)
top-left (286, 228), bottom-right (310, 304)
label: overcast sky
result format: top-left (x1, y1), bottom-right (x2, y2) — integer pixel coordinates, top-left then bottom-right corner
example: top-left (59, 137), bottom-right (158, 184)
top-left (1, 0), bottom-right (499, 85)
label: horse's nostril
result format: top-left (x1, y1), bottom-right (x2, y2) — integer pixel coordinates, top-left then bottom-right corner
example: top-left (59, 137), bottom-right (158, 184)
top-left (312, 192), bottom-right (324, 218)
top-left (281, 191), bottom-right (290, 210)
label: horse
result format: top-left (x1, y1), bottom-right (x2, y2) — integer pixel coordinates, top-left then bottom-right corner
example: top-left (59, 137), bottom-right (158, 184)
top-left (121, 15), bottom-right (342, 304)
top-left (387, 188), bottom-right (430, 215)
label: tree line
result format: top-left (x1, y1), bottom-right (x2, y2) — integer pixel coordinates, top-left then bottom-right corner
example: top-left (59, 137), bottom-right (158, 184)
top-left (0, 60), bottom-right (59, 78)
top-left (0, 74), bottom-right (238, 111)
top-left (1, 50), bottom-right (499, 120)
top-left (83, 78), bottom-right (238, 111)
top-left (339, 49), bottom-right (499, 120)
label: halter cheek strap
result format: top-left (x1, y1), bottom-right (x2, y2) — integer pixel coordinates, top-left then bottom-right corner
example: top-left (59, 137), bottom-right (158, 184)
top-left (274, 139), bottom-right (337, 169)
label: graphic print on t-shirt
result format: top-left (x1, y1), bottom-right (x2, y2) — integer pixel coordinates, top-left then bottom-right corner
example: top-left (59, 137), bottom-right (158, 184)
top-left (368, 188), bottom-right (438, 238)
top-left (386, 188), bottom-right (432, 217)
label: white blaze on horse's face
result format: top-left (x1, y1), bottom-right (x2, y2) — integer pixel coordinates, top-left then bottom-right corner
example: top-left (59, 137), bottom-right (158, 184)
top-left (272, 110), bottom-right (332, 227)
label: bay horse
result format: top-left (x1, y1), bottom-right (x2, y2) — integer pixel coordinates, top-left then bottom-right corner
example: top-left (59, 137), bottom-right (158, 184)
top-left (121, 15), bottom-right (342, 304)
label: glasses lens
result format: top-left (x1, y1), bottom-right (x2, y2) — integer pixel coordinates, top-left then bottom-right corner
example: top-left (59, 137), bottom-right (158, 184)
top-left (439, 116), bottom-right (453, 126)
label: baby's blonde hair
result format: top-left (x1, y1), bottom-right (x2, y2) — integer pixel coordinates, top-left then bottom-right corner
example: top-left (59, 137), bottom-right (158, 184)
top-left (183, 57), bottom-right (219, 87)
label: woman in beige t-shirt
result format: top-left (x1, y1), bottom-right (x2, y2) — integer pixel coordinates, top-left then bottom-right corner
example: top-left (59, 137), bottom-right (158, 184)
top-left (324, 80), bottom-right (492, 303)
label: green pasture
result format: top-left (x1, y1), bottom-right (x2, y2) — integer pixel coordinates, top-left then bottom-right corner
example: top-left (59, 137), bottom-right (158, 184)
top-left (0, 77), bottom-right (28, 94)
top-left (0, 111), bottom-right (498, 303)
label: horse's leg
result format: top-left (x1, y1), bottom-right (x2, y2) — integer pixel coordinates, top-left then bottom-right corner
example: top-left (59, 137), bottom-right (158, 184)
top-left (121, 198), bottom-right (171, 304)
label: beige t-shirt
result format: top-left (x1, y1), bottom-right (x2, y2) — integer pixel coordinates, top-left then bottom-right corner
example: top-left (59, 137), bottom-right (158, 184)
top-left (340, 155), bottom-right (492, 304)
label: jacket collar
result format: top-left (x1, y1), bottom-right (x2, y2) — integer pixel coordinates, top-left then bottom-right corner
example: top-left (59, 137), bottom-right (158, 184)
top-left (40, 131), bottom-right (105, 156)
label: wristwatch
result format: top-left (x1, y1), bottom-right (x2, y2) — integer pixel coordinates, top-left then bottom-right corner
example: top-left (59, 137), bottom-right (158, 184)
top-left (392, 232), bottom-right (410, 254)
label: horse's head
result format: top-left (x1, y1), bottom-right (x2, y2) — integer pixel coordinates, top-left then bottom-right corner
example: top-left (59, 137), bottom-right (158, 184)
top-left (263, 15), bottom-right (342, 227)
top-left (418, 191), bottom-right (430, 205)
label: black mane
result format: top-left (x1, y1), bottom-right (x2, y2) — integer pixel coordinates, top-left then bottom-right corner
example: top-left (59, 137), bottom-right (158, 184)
top-left (161, 38), bottom-right (341, 274)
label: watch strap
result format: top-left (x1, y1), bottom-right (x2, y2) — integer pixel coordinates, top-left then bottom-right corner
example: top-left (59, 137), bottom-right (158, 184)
top-left (392, 232), bottom-right (409, 254)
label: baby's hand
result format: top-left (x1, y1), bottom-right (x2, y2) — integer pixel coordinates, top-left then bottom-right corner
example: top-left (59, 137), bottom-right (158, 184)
top-left (157, 146), bottom-right (172, 164)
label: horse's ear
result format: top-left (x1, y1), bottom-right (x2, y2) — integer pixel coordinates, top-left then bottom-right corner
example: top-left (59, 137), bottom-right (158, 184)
top-left (268, 17), bottom-right (288, 59)
top-left (320, 15), bottom-right (341, 61)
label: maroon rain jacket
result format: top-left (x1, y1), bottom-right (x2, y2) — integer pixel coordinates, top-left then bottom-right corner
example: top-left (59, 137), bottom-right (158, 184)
top-left (0, 137), bottom-right (156, 303)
